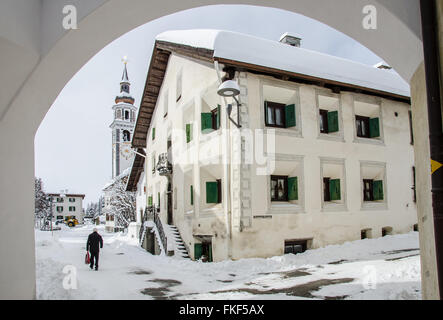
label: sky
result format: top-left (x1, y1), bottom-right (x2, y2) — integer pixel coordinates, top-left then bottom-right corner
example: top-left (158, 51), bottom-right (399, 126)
top-left (34, 5), bottom-right (384, 207)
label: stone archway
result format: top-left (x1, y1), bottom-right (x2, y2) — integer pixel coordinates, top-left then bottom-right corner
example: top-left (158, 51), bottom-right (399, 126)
top-left (0, 0), bottom-right (424, 299)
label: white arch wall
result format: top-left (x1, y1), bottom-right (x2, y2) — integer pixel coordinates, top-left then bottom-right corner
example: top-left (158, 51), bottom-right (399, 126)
top-left (0, 0), bottom-right (424, 299)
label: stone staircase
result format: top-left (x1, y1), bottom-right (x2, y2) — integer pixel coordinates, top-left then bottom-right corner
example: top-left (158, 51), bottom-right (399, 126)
top-left (168, 225), bottom-right (190, 259)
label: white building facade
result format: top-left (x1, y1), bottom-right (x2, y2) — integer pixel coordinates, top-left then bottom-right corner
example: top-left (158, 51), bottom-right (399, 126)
top-left (48, 193), bottom-right (85, 223)
top-left (129, 30), bottom-right (417, 262)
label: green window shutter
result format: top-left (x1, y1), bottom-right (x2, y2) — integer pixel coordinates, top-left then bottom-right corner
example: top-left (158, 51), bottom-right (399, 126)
top-left (373, 180), bottom-right (384, 200)
top-left (216, 105), bottom-right (221, 130)
top-left (369, 118), bottom-right (380, 138)
top-left (186, 123), bottom-right (192, 143)
top-left (194, 243), bottom-right (203, 260)
top-left (327, 111), bottom-right (339, 133)
top-left (158, 192), bottom-right (160, 206)
top-left (206, 181), bottom-right (218, 203)
top-left (288, 177), bottom-right (299, 201)
top-left (190, 185), bottom-right (194, 205)
top-left (285, 104), bottom-right (296, 128)
top-left (152, 128), bottom-right (155, 140)
top-left (148, 196), bottom-right (153, 206)
top-left (329, 179), bottom-right (341, 201)
top-left (201, 113), bottom-right (212, 133)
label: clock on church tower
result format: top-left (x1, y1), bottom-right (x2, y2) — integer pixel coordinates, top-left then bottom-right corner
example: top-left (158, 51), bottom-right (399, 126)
top-left (110, 60), bottom-right (138, 178)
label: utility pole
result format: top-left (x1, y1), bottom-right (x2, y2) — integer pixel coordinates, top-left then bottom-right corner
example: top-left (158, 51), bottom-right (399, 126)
top-left (420, 0), bottom-right (443, 299)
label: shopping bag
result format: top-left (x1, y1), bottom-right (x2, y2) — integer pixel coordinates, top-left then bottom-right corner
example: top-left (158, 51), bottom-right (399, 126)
top-left (85, 251), bottom-right (90, 264)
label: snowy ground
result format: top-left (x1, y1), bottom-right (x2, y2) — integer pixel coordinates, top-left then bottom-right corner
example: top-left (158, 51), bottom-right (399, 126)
top-left (35, 224), bottom-right (421, 300)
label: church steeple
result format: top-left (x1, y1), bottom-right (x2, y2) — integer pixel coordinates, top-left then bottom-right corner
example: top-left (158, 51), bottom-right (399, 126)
top-left (111, 58), bottom-right (137, 179)
top-left (120, 62), bottom-right (130, 93)
top-left (115, 59), bottom-right (134, 105)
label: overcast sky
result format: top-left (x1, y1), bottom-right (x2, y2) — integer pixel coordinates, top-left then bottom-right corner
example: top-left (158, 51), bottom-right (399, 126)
top-left (34, 5), bottom-right (384, 206)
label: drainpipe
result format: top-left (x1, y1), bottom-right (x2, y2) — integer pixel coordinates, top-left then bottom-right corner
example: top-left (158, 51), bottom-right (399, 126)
top-left (420, 0), bottom-right (443, 299)
top-left (214, 60), bottom-right (233, 260)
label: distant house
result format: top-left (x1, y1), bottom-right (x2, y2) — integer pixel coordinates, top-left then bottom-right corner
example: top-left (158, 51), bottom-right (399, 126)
top-left (48, 193), bottom-right (85, 223)
top-left (127, 29), bottom-right (417, 262)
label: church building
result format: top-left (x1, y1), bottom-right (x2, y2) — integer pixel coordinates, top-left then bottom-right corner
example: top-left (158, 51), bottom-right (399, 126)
top-left (104, 61), bottom-right (137, 232)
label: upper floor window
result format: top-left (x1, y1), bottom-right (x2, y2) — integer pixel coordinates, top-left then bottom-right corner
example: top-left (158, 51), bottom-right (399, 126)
top-left (262, 83), bottom-right (299, 133)
top-left (201, 105), bottom-right (220, 133)
top-left (319, 109), bottom-right (339, 134)
top-left (264, 101), bottom-right (295, 129)
top-left (69, 198), bottom-right (75, 202)
top-left (125, 110), bottom-right (130, 120)
top-left (270, 175), bottom-right (299, 202)
top-left (206, 179), bottom-right (222, 204)
top-left (354, 98), bottom-right (382, 141)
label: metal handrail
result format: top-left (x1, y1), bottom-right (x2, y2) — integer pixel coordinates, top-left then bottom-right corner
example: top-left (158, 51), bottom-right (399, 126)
top-left (139, 205), bottom-right (167, 252)
top-left (153, 206), bottom-right (167, 252)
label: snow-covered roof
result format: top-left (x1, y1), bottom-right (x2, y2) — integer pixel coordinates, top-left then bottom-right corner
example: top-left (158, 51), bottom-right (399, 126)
top-left (156, 29), bottom-right (409, 98)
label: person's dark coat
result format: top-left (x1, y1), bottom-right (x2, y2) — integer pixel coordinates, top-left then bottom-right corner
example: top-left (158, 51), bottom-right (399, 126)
top-left (86, 231), bottom-right (103, 253)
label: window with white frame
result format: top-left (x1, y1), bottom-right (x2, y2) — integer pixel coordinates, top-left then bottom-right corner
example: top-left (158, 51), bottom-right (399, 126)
top-left (262, 83), bottom-right (299, 131)
top-left (354, 98), bottom-right (383, 142)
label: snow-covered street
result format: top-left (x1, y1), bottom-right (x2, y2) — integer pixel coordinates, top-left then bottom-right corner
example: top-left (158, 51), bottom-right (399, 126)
top-left (35, 224), bottom-right (421, 300)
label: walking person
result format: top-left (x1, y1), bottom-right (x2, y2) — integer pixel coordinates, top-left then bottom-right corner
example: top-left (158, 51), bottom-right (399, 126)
top-left (86, 228), bottom-right (103, 271)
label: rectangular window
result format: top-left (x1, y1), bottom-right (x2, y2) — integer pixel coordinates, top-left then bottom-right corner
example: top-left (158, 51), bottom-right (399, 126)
top-left (323, 178), bottom-right (331, 202)
top-left (206, 180), bottom-right (221, 204)
top-left (152, 128), bottom-right (155, 141)
top-left (190, 185), bottom-right (194, 205)
top-left (56, 215), bottom-right (63, 220)
top-left (356, 116), bottom-right (370, 138)
top-left (265, 101), bottom-right (286, 128)
top-left (201, 105), bottom-right (221, 133)
top-left (363, 179), bottom-right (374, 201)
top-left (319, 109), bottom-right (339, 133)
top-left (356, 116), bottom-right (380, 138)
top-left (363, 179), bottom-right (384, 201)
top-left (69, 206), bottom-right (76, 212)
top-left (323, 178), bottom-right (341, 202)
top-left (270, 176), bottom-right (288, 202)
top-left (148, 196), bottom-right (153, 206)
top-left (56, 206), bottom-right (63, 213)
top-left (409, 110), bottom-right (414, 145)
top-left (69, 198), bottom-right (75, 202)
top-left (284, 240), bottom-right (308, 255)
top-left (57, 198), bottom-right (64, 203)
top-left (319, 109), bottom-right (329, 133)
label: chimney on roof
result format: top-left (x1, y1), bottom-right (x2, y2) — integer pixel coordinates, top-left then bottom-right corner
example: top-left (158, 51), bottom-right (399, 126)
top-left (279, 32), bottom-right (302, 47)
top-left (374, 61), bottom-right (392, 70)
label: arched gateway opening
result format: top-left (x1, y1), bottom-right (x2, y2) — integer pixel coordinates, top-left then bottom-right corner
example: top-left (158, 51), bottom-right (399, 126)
top-left (0, 1), bottom-right (431, 300)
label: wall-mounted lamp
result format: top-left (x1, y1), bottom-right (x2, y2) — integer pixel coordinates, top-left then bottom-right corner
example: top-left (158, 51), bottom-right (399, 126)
top-left (217, 80), bottom-right (242, 128)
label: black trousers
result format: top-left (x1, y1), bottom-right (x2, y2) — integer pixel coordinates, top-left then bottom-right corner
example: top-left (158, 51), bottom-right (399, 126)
top-left (89, 251), bottom-right (99, 269)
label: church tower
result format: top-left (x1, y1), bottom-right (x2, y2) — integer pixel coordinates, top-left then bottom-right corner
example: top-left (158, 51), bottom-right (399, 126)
top-left (110, 60), bottom-right (137, 178)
